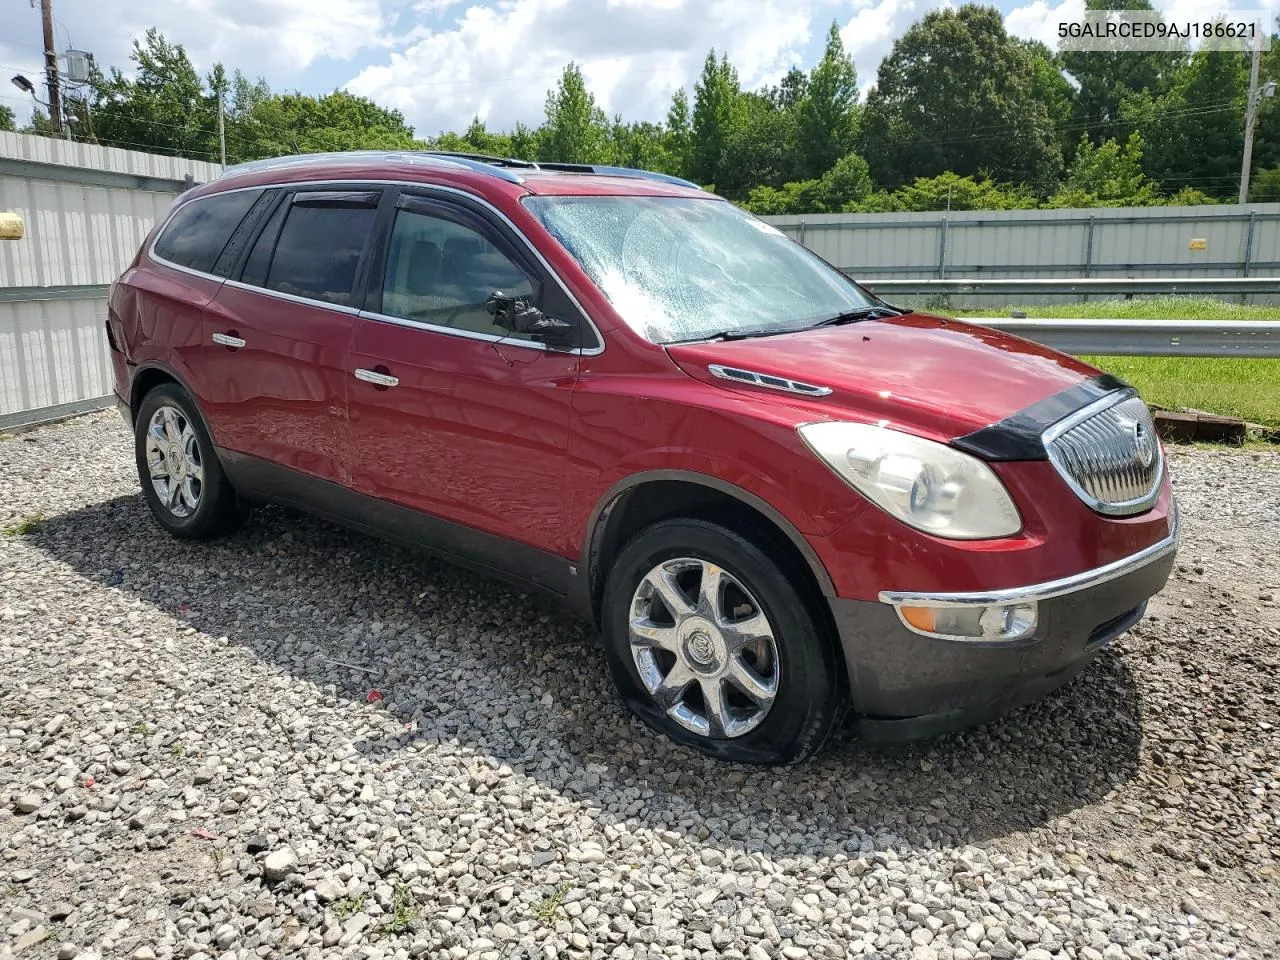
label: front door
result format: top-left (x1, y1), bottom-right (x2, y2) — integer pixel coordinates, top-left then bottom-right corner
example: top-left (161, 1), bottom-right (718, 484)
top-left (346, 193), bottom-right (583, 581)
top-left (200, 188), bottom-right (383, 485)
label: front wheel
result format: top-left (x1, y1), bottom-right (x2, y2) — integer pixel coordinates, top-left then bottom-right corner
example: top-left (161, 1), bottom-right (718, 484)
top-left (134, 383), bottom-right (248, 540)
top-left (601, 518), bottom-right (844, 764)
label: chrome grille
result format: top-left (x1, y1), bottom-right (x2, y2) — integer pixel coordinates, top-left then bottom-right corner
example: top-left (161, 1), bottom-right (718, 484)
top-left (1043, 391), bottom-right (1162, 516)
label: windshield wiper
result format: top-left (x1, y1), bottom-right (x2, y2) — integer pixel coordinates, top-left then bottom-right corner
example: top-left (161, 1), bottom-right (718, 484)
top-left (671, 326), bottom-right (796, 344)
top-left (808, 305), bottom-right (904, 328)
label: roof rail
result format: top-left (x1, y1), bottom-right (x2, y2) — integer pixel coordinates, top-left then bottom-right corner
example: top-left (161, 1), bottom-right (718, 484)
top-left (218, 150), bottom-right (527, 185)
top-left (420, 152), bottom-right (701, 190)
top-left (220, 150), bottom-right (700, 191)
top-left (423, 151), bottom-right (537, 169)
top-left (586, 166), bottom-right (702, 190)
top-left (413, 152), bottom-right (526, 183)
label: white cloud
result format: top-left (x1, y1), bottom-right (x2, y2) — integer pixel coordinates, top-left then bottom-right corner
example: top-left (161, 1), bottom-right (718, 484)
top-left (346, 0), bottom-right (818, 135)
top-left (1003, 0), bottom-right (1086, 48)
top-left (839, 0), bottom-right (943, 92)
top-left (3, 0), bottom-right (391, 86)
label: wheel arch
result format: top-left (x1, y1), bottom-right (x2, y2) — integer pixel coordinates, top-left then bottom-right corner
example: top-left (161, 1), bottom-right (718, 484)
top-left (129, 363), bottom-right (212, 436)
top-left (579, 470), bottom-right (837, 628)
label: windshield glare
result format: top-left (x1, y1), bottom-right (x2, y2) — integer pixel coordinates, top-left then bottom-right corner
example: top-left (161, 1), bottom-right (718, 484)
top-left (522, 195), bottom-right (877, 344)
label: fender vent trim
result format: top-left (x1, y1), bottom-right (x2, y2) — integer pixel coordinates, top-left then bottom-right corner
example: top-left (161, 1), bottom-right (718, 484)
top-left (707, 364), bottom-right (832, 397)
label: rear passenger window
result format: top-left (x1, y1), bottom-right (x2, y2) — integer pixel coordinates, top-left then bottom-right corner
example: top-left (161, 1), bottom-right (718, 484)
top-left (154, 190), bottom-right (262, 274)
top-left (261, 193), bottom-right (379, 307)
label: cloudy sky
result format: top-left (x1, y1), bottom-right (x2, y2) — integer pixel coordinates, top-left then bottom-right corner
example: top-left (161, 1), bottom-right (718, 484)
top-left (1, 0), bottom-right (1275, 139)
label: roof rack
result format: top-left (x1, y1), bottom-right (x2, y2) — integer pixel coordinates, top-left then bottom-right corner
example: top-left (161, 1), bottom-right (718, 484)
top-left (219, 150), bottom-right (700, 191)
top-left (417, 152), bottom-right (702, 190)
top-left (218, 150), bottom-right (516, 179)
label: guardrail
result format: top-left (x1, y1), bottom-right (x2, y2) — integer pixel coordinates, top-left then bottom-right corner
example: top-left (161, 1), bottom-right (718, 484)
top-left (861, 276), bottom-right (1280, 297)
top-left (966, 318), bottom-right (1280, 358)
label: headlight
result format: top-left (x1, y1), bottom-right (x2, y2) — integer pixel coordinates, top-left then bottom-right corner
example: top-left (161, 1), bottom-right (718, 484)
top-left (798, 421), bottom-right (1022, 539)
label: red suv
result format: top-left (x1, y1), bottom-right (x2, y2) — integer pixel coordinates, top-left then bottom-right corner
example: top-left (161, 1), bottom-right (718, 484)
top-left (108, 152), bottom-right (1177, 764)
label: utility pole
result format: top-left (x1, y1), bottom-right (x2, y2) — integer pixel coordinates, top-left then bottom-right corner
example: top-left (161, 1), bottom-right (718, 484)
top-left (40, 0), bottom-right (64, 138)
top-left (1241, 29), bottom-right (1263, 204)
top-left (217, 89), bottom-right (227, 166)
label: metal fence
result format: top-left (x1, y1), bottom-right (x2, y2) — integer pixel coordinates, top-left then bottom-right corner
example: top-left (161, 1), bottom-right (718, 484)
top-left (968, 317), bottom-right (1280, 357)
top-left (0, 131), bottom-right (221, 429)
top-left (767, 206), bottom-right (1280, 307)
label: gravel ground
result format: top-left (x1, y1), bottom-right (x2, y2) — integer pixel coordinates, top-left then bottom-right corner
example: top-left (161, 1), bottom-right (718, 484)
top-left (0, 411), bottom-right (1276, 960)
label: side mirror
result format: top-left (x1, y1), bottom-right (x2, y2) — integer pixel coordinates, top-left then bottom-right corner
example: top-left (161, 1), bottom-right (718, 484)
top-left (485, 292), bottom-right (578, 351)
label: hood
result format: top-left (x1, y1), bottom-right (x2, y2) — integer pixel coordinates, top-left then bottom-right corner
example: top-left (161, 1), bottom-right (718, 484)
top-left (665, 313), bottom-right (1099, 441)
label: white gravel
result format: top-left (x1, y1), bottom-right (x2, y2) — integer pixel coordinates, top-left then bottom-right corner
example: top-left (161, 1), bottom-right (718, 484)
top-left (0, 412), bottom-right (1277, 960)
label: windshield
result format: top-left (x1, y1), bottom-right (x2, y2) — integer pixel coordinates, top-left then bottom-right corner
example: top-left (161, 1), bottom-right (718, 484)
top-left (522, 195), bottom-right (878, 344)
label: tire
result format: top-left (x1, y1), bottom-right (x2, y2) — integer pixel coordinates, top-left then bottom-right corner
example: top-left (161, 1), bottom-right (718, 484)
top-left (601, 518), bottom-right (844, 764)
top-left (134, 382), bottom-right (249, 540)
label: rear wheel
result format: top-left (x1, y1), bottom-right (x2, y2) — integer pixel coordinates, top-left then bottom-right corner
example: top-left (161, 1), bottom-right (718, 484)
top-left (601, 518), bottom-right (843, 764)
top-left (134, 383), bottom-right (248, 540)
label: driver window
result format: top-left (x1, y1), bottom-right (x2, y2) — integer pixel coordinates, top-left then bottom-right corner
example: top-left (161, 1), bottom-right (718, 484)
top-left (381, 209), bottom-right (535, 340)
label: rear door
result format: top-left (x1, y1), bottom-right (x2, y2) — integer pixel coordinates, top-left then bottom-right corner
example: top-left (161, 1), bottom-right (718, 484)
top-left (119, 188), bottom-right (269, 407)
top-left (200, 187), bottom-right (384, 487)
top-left (346, 190), bottom-right (589, 580)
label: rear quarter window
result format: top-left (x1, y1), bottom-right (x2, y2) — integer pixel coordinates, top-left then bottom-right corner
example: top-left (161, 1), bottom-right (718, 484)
top-left (153, 190), bottom-right (263, 274)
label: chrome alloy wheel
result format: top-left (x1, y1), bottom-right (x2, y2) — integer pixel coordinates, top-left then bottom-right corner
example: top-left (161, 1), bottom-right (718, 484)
top-left (144, 405), bottom-right (204, 518)
top-left (629, 558), bottom-right (780, 739)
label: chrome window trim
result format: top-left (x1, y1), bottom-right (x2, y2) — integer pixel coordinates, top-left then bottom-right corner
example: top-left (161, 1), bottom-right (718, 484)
top-left (1041, 387), bottom-right (1164, 517)
top-left (146, 178), bottom-right (606, 357)
top-left (707, 364), bottom-right (832, 397)
top-left (221, 278), bottom-right (362, 315)
top-left (358, 310), bottom-right (548, 351)
top-left (878, 499), bottom-right (1179, 609)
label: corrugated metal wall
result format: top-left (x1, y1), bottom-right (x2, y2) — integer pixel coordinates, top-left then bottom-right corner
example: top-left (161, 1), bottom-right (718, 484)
top-left (766, 205), bottom-right (1280, 280)
top-left (0, 132), bottom-right (221, 428)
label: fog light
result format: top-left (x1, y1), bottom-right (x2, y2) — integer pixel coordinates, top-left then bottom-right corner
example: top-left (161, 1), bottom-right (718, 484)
top-left (896, 601), bottom-right (1037, 642)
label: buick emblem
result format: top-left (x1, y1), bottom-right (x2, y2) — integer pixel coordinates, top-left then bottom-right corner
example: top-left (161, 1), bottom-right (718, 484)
top-left (1132, 420), bottom-right (1156, 469)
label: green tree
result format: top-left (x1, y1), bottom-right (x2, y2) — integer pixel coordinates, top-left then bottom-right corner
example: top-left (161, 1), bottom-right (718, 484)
top-left (691, 50), bottom-right (746, 188)
top-left (509, 122), bottom-right (539, 161)
top-left (743, 152), bottom-right (872, 214)
top-left (665, 88), bottom-right (693, 179)
top-left (90, 28), bottom-right (218, 159)
top-left (891, 171), bottom-right (1037, 211)
top-left (767, 67), bottom-right (809, 110)
top-left (1247, 165), bottom-right (1280, 202)
top-left (795, 22), bottom-right (860, 179)
top-left (1122, 49), bottom-right (1248, 198)
top-left (1020, 39), bottom-right (1075, 156)
top-left (0, 105), bottom-right (15, 132)
top-left (1061, 0), bottom-right (1185, 142)
top-left (860, 5), bottom-right (1063, 192)
top-left (608, 119), bottom-right (674, 172)
top-left (1045, 132), bottom-right (1162, 206)
top-left (1165, 186), bottom-right (1218, 205)
top-left (232, 90), bottom-right (415, 161)
top-left (539, 62), bottom-right (610, 164)
top-left (720, 91), bottom-right (800, 196)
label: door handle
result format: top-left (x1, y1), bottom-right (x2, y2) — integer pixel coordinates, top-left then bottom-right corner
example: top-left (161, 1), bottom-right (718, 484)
top-left (212, 332), bottom-right (246, 349)
top-left (354, 368), bottom-right (400, 388)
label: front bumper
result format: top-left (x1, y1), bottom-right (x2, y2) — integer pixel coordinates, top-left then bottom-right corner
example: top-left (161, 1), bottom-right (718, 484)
top-left (834, 507), bottom-right (1178, 742)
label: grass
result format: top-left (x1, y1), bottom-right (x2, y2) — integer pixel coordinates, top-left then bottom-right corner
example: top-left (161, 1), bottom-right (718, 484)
top-left (532, 882), bottom-right (572, 924)
top-left (953, 297), bottom-right (1280, 428)
top-left (380, 885), bottom-right (421, 935)
top-left (330, 893), bottom-right (367, 920)
top-left (3, 512), bottom-right (46, 537)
